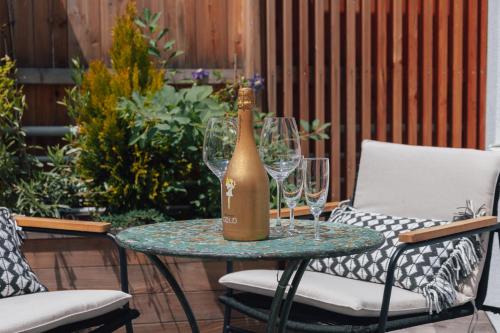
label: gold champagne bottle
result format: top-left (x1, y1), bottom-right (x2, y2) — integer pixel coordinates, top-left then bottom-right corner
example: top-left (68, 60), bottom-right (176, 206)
top-left (222, 87), bottom-right (270, 241)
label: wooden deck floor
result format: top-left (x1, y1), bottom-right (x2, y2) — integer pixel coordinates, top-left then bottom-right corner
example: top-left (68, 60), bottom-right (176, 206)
top-left (394, 312), bottom-right (495, 333)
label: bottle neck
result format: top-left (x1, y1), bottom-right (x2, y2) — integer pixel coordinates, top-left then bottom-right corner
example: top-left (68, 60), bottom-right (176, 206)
top-left (237, 107), bottom-right (254, 142)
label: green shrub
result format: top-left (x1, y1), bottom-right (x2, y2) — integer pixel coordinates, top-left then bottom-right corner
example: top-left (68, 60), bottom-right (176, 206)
top-left (117, 84), bottom-right (225, 216)
top-left (69, 3), bottom-right (166, 212)
top-left (14, 143), bottom-right (87, 217)
top-left (100, 209), bottom-right (170, 230)
top-left (0, 56), bottom-right (32, 208)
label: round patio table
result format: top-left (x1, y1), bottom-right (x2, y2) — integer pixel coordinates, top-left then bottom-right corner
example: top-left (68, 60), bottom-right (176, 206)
top-left (116, 219), bottom-right (384, 333)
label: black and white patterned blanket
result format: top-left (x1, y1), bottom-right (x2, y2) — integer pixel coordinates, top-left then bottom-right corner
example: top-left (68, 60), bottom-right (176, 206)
top-left (308, 205), bottom-right (482, 313)
top-left (0, 208), bottom-right (47, 297)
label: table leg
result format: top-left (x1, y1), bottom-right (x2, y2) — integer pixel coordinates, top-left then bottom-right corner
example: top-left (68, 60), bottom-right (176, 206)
top-left (266, 260), bottom-right (300, 333)
top-left (147, 254), bottom-right (200, 333)
top-left (277, 259), bottom-right (310, 333)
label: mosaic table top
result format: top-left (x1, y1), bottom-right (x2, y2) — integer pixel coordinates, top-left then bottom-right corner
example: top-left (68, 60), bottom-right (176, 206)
top-left (117, 219), bottom-right (384, 260)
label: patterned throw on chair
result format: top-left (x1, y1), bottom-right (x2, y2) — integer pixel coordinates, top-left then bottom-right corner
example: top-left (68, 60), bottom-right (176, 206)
top-left (309, 203), bottom-right (483, 314)
top-left (0, 208), bottom-right (47, 297)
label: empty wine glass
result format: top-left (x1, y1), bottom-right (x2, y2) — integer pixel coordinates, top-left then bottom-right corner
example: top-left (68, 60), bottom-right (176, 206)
top-left (259, 117), bottom-right (301, 235)
top-left (303, 158), bottom-right (330, 241)
top-left (283, 157), bottom-right (304, 235)
top-left (203, 117), bottom-right (238, 229)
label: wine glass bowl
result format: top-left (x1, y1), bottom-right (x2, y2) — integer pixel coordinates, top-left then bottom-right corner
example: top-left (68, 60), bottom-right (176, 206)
top-left (303, 158), bottom-right (330, 240)
top-left (283, 158), bottom-right (304, 234)
top-left (203, 117), bottom-right (238, 181)
top-left (203, 117), bottom-right (238, 230)
top-left (259, 117), bottom-right (301, 235)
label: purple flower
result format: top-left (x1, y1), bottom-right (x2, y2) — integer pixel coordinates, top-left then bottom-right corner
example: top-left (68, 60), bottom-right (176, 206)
top-left (192, 68), bottom-right (210, 81)
top-left (249, 73), bottom-right (265, 91)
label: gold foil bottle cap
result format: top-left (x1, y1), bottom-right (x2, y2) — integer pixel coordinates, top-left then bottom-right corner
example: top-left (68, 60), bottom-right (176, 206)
top-left (237, 87), bottom-right (255, 111)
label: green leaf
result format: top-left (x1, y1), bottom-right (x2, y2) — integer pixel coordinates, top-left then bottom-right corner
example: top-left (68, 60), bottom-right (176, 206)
top-left (185, 85), bottom-right (213, 103)
top-left (300, 120), bottom-right (309, 132)
top-left (312, 119), bottom-right (319, 129)
top-left (134, 19), bottom-right (147, 28)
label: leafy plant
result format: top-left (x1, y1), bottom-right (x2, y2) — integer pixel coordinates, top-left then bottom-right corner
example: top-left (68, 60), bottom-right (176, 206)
top-left (117, 84), bottom-right (225, 216)
top-left (68, 3), bottom-right (165, 212)
top-left (14, 144), bottom-right (87, 218)
top-left (0, 56), bottom-right (32, 208)
top-left (100, 209), bottom-right (170, 230)
top-left (134, 7), bottom-right (183, 68)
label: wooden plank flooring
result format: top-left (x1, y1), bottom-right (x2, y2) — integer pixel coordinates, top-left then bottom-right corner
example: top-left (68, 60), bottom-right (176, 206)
top-left (394, 312), bottom-right (495, 333)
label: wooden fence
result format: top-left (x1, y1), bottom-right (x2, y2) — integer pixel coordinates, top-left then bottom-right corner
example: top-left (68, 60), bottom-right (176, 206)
top-left (0, 0), bottom-right (246, 146)
top-left (259, 0), bottom-right (488, 200)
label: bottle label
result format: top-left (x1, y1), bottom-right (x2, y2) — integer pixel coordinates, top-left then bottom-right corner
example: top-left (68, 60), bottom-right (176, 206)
top-left (223, 216), bottom-right (238, 224)
top-left (224, 178), bottom-right (236, 209)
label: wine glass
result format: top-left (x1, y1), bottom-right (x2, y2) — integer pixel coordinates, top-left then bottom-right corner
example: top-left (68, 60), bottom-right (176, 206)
top-left (203, 117), bottom-right (238, 229)
top-left (283, 157), bottom-right (304, 235)
top-left (259, 117), bottom-right (301, 235)
top-left (303, 158), bottom-right (330, 241)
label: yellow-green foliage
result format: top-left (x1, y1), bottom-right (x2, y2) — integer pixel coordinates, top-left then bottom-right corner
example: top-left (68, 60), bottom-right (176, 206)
top-left (74, 3), bottom-right (165, 212)
top-left (0, 56), bottom-right (30, 207)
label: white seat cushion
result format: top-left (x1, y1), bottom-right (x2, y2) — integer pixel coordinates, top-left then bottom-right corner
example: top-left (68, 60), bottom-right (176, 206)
top-left (0, 290), bottom-right (131, 333)
top-left (219, 270), bottom-right (472, 317)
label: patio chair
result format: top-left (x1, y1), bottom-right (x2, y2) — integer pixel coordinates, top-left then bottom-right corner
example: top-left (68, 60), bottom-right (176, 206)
top-left (219, 140), bottom-right (500, 333)
top-left (1, 215), bottom-right (139, 333)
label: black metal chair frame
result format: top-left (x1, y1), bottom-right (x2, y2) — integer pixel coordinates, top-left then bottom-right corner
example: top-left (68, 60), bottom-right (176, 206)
top-left (220, 178), bottom-right (500, 333)
top-left (21, 227), bottom-right (139, 333)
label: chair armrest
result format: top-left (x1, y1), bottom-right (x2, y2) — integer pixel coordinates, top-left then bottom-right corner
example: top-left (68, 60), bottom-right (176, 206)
top-left (270, 201), bottom-right (340, 218)
top-left (399, 216), bottom-right (497, 243)
top-left (15, 216), bottom-right (111, 234)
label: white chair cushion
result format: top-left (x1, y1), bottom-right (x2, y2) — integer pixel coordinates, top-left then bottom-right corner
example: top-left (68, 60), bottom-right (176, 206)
top-left (0, 290), bottom-right (131, 333)
top-left (219, 270), bottom-right (472, 317)
top-left (354, 140), bottom-right (500, 220)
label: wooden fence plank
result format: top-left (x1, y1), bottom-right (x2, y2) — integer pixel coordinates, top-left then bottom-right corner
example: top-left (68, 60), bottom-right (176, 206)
top-left (52, 0), bottom-right (69, 67)
top-left (392, 0), bottom-right (403, 143)
top-left (227, 0), bottom-right (243, 70)
top-left (299, 0), bottom-right (310, 156)
top-left (361, 0), bottom-right (371, 141)
top-left (266, 0), bottom-right (277, 115)
top-left (422, 0), bottom-right (433, 146)
top-left (330, 0), bottom-right (341, 201)
top-left (407, 0), bottom-right (419, 145)
top-left (466, 0), bottom-right (478, 148)
top-left (437, 0), bottom-right (449, 147)
top-left (196, 0), bottom-right (228, 68)
top-left (283, 0), bottom-right (293, 117)
top-left (314, 0), bottom-right (325, 157)
top-left (452, 0), bottom-right (464, 147)
top-left (376, 0), bottom-right (387, 141)
top-left (243, 0), bottom-right (261, 77)
top-left (346, 0), bottom-right (357, 197)
top-left (478, 0), bottom-right (488, 149)
top-left (12, 0), bottom-right (35, 66)
top-left (0, 1), bottom-right (10, 57)
top-left (33, 0), bottom-right (52, 67)
top-left (67, 0), bottom-right (101, 63)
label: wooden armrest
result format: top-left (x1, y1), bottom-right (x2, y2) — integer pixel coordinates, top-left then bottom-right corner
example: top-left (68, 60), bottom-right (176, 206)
top-left (270, 201), bottom-right (340, 218)
top-left (399, 216), bottom-right (497, 243)
top-left (15, 216), bottom-right (111, 233)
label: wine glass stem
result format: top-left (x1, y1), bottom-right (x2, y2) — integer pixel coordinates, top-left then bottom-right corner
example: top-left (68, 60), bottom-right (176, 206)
top-left (289, 207), bottom-right (295, 230)
top-left (276, 180), bottom-right (282, 228)
top-left (314, 215), bottom-right (320, 241)
top-left (219, 179), bottom-right (224, 230)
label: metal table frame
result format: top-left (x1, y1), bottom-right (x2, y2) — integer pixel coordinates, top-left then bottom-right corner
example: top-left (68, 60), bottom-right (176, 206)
top-left (145, 253), bottom-right (311, 333)
top-left (118, 219), bottom-right (382, 333)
